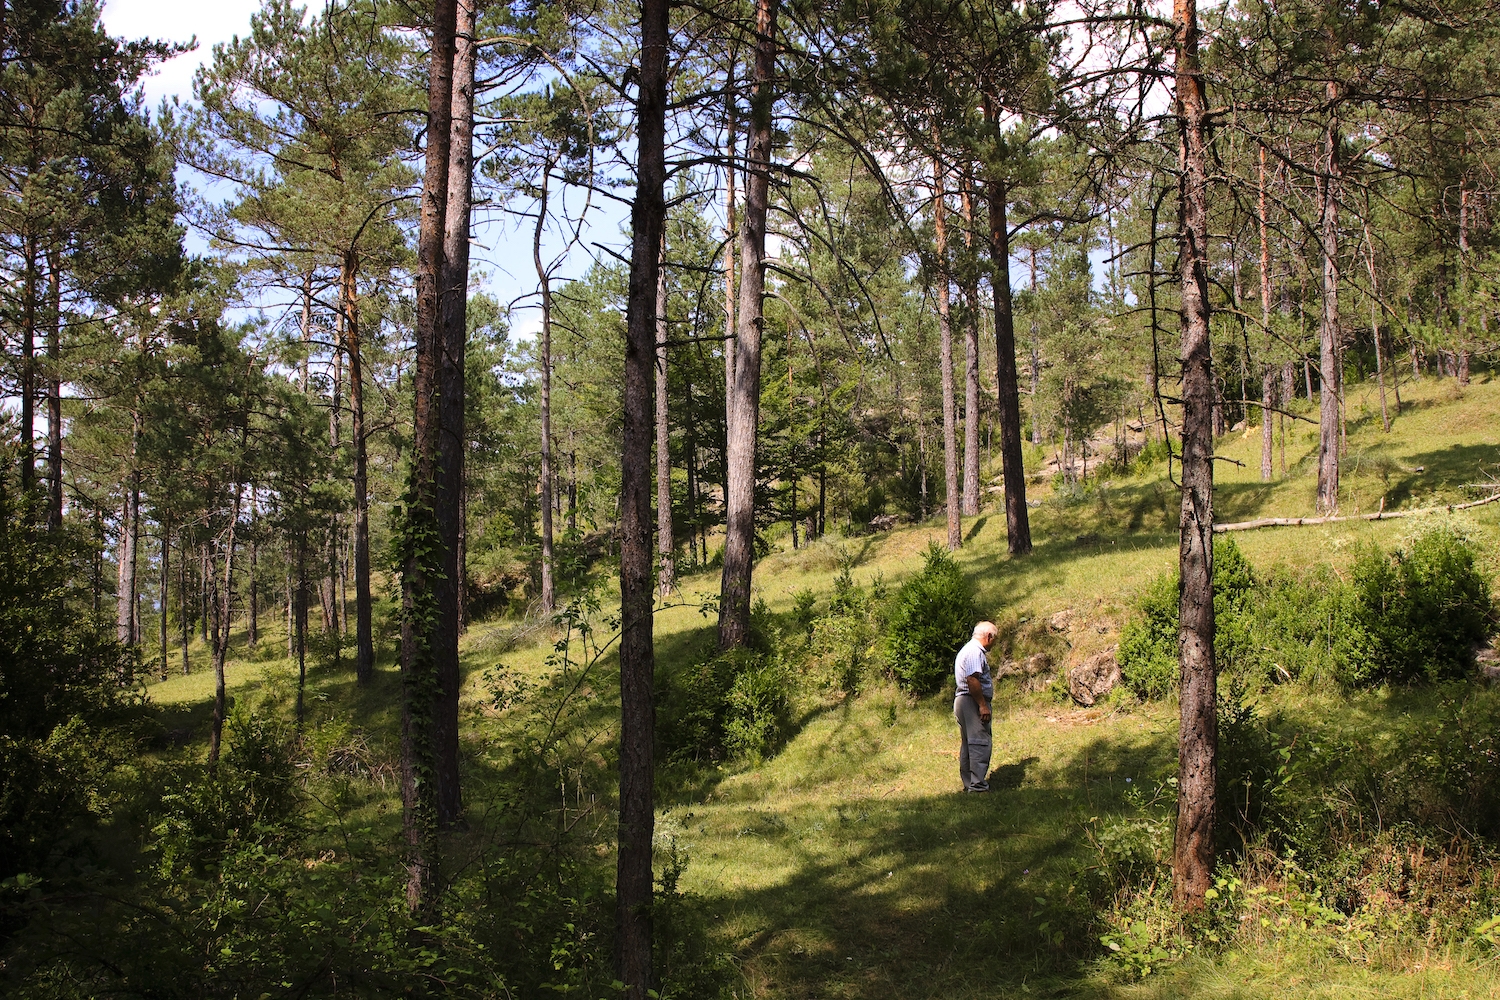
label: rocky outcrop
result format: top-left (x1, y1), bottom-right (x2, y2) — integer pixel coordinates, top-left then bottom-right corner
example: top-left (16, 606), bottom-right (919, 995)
top-left (996, 652), bottom-right (1055, 693)
top-left (1068, 649), bottom-right (1120, 706)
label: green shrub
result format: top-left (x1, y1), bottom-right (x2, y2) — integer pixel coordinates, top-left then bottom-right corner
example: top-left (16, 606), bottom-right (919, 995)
top-left (1339, 526), bottom-right (1493, 686)
top-left (1118, 572), bottom-right (1179, 700)
top-left (658, 646), bottom-right (795, 765)
top-left (885, 544), bottom-right (977, 694)
top-left (724, 652), bottom-right (794, 761)
top-left (152, 711), bottom-right (301, 878)
top-left (1119, 537), bottom-right (1258, 700)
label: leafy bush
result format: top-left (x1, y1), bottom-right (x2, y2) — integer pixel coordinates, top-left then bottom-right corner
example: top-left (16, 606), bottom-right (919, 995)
top-left (1117, 572), bottom-right (1179, 700)
top-left (1119, 537), bottom-right (1257, 699)
top-left (658, 645), bottom-right (795, 765)
top-left (885, 544), bottom-right (977, 694)
top-left (1119, 529), bottom-right (1493, 697)
top-left (802, 567), bottom-right (880, 694)
top-left (724, 653), bottom-right (794, 761)
top-left (152, 711), bottom-right (301, 878)
top-left (1339, 525), bottom-right (1493, 685)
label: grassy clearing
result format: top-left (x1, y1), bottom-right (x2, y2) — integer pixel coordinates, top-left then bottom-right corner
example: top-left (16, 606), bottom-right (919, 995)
top-left (137, 373), bottom-right (1500, 998)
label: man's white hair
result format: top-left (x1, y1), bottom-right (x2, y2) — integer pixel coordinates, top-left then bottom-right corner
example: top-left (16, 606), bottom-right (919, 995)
top-left (972, 621), bottom-right (998, 639)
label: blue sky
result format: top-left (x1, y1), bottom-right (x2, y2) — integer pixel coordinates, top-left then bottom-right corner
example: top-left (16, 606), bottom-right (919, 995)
top-left (99, 0), bottom-right (628, 342)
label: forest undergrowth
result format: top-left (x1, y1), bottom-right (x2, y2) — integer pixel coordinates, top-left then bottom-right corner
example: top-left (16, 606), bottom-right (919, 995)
top-left (5, 374), bottom-right (1500, 999)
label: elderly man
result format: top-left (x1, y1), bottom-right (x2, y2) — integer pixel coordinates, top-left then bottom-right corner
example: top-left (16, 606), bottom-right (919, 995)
top-left (953, 621), bottom-right (998, 793)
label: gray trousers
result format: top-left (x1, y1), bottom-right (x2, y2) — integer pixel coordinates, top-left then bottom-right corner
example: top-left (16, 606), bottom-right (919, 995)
top-left (953, 694), bottom-right (992, 792)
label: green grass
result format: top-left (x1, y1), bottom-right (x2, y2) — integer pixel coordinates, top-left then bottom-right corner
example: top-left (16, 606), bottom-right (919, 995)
top-left (140, 372), bottom-right (1500, 998)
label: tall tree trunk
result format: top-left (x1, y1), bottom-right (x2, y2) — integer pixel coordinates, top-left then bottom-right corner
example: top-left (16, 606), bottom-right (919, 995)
top-left (1363, 222), bottom-right (1390, 432)
top-left (1173, 0), bottom-right (1216, 913)
top-left (535, 155), bottom-right (558, 616)
top-left (618, 0), bottom-right (669, 993)
top-left (208, 482), bottom-right (243, 772)
top-left (116, 416), bottom-right (141, 646)
top-left (933, 150), bottom-right (961, 551)
top-left (1029, 252), bottom-right (1042, 447)
top-left (723, 51), bottom-right (738, 414)
top-left (432, 0), bottom-right (477, 831)
top-left (341, 253), bottom-right (375, 683)
top-left (1258, 147), bottom-right (1275, 481)
top-left (959, 173), bottom-right (982, 516)
top-left (399, 0), bottom-right (456, 917)
top-left (180, 528), bottom-right (190, 675)
top-left (719, 0), bottom-right (778, 650)
top-left (1315, 91), bottom-right (1342, 516)
top-left (159, 528), bottom-right (170, 680)
top-left (656, 231), bottom-right (676, 595)
top-left (296, 536), bottom-right (309, 726)
top-left (300, 270), bottom-right (312, 393)
top-left (319, 530), bottom-right (337, 636)
top-left (247, 488), bottom-right (259, 649)
top-left (21, 232), bottom-right (36, 493)
top-left (46, 247), bottom-right (61, 529)
top-left (979, 97), bottom-right (1032, 556)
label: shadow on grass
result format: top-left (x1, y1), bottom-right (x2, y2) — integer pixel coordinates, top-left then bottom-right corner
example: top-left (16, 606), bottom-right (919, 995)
top-left (697, 729), bottom-right (1177, 1000)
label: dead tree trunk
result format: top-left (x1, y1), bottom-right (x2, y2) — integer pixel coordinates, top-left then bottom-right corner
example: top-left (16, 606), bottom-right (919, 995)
top-left (1172, 0), bottom-right (1217, 913)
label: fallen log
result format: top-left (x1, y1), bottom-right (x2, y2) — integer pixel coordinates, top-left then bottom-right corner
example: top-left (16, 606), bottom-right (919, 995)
top-left (1213, 490), bottom-right (1500, 533)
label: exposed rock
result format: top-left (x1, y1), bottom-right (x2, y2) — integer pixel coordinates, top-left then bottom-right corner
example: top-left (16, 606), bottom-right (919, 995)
top-left (1478, 644), bottom-right (1500, 684)
top-left (995, 652), bottom-right (1052, 680)
top-left (1068, 649), bottom-right (1121, 706)
top-left (994, 652), bottom-right (1056, 692)
top-left (1048, 610), bottom-right (1075, 633)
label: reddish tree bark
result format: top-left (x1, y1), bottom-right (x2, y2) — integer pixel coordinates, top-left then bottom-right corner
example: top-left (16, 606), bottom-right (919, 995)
top-left (933, 151), bottom-right (961, 551)
top-left (719, 0), bottom-right (778, 649)
top-left (399, 0), bottom-right (457, 916)
top-left (1172, 0), bottom-right (1217, 913)
top-left (617, 0), bottom-right (669, 992)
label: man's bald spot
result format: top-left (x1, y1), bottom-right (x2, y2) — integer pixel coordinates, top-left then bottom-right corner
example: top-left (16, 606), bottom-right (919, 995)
top-left (973, 621), bottom-right (998, 641)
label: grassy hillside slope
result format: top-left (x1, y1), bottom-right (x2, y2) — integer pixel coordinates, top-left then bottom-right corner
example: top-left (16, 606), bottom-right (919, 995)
top-left (143, 373), bottom-right (1500, 998)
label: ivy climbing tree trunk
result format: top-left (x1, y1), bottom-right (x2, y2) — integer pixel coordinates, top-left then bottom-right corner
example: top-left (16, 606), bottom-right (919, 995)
top-left (1172, 0), bottom-right (1217, 913)
top-left (719, 0), bottom-right (778, 650)
top-left (399, 0), bottom-right (456, 917)
top-left (432, 0), bottom-right (477, 830)
top-left (617, 0), bottom-right (669, 992)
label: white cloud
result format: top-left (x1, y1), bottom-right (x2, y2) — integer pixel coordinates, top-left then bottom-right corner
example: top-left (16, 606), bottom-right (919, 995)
top-left (100, 0), bottom-right (263, 108)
